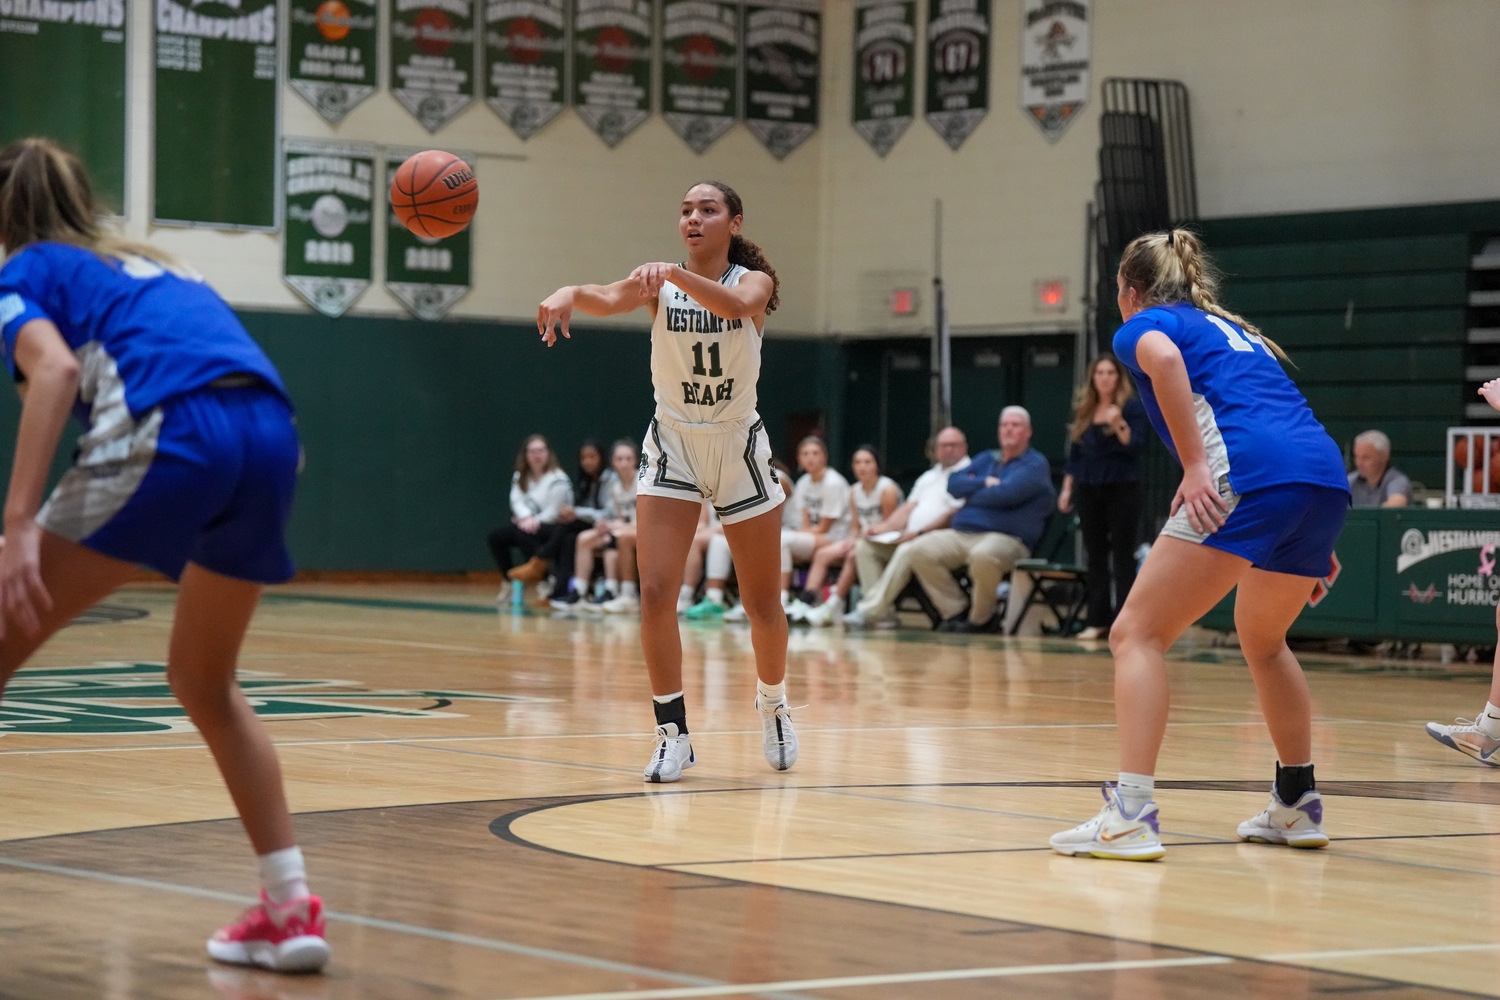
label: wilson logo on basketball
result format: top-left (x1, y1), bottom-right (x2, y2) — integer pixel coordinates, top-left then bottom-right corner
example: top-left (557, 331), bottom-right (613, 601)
top-left (441, 169), bottom-right (475, 189)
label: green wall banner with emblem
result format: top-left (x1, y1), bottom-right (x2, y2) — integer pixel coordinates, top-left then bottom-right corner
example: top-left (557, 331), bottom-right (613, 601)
top-left (288, 0), bottom-right (379, 123)
top-left (924, 0), bottom-right (989, 150)
top-left (572, 0), bottom-right (652, 147)
top-left (391, 0), bottom-right (477, 132)
top-left (660, 0), bottom-right (739, 154)
top-left (0, 0), bottom-right (128, 212)
top-left (851, 0), bottom-right (914, 157)
top-left (385, 148), bottom-right (473, 319)
top-left (1019, 0), bottom-right (1088, 141)
top-left (744, 0), bottom-right (819, 160)
top-left (483, 0), bottom-right (568, 139)
top-left (154, 0), bottom-right (279, 229)
top-left (283, 139), bottom-right (374, 318)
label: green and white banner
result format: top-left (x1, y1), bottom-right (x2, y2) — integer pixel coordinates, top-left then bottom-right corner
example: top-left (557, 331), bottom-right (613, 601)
top-left (924, 0), bottom-right (989, 150)
top-left (743, 0), bottom-right (819, 160)
top-left (0, 0), bottom-right (128, 212)
top-left (850, 0), bottom-right (914, 157)
top-left (154, 0), bottom-right (280, 229)
top-left (1020, 0), bottom-right (1089, 141)
top-left (282, 139), bottom-right (374, 318)
top-left (660, 0), bottom-right (739, 154)
top-left (390, 0), bottom-right (477, 132)
top-left (483, 0), bottom-right (568, 139)
top-left (385, 148), bottom-right (473, 320)
top-left (288, 0), bottom-right (379, 123)
top-left (572, 0), bottom-right (652, 147)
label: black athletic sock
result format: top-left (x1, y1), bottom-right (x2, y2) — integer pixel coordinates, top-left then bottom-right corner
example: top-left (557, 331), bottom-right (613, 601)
top-left (1275, 762), bottom-right (1315, 804)
top-left (653, 695), bottom-right (688, 735)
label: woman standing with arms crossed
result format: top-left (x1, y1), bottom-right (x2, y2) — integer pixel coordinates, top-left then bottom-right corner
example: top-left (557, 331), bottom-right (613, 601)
top-left (1050, 230), bottom-right (1349, 861)
top-left (1058, 354), bottom-right (1148, 640)
top-left (537, 181), bottom-right (797, 780)
top-left (0, 139), bottom-right (328, 970)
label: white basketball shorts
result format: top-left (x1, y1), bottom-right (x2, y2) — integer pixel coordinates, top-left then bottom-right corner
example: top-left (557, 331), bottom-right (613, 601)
top-left (637, 414), bottom-right (786, 525)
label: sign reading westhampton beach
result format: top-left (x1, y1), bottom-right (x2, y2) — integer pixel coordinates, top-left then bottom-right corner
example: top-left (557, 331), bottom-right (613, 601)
top-left (391, 0), bottom-right (477, 131)
top-left (0, 0), bottom-right (128, 211)
top-left (572, 0), bottom-right (652, 146)
top-left (483, 0), bottom-right (568, 139)
top-left (154, 0), bottom-right (279, 229)
top-left (386, 149), bottom-right (473, 319)
top-left (288, 0), bottom-right (379, 123)
top-left (661, 0), bottom-right (739, 154)
top-left (851, 0), bottom-right (914, 157)
top-left (282, 139), bottom-right (374, 318)
top-left (924, 0), bottom-right (988, 150)
top-left (744, 0), bottom-right (819, 159)
top-left (1020, 0), bottom-right (1088, 140)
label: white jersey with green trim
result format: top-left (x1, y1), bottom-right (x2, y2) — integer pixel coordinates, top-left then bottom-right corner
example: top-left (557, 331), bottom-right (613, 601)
top-left (651, 263), bottom-right (762, 427)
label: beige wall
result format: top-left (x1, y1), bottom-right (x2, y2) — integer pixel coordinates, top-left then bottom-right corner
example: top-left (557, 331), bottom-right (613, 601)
top-left (111, 0), bottom-right (1500, 335)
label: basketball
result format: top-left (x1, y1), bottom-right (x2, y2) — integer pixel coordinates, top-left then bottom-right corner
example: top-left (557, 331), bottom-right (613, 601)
top-left (390, 150), bottom-right (478, 240)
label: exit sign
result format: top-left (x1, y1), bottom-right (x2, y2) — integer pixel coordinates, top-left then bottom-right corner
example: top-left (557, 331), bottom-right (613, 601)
top-left (891, 287), bottom-right (919, 316)
top-left (1034, 278), bottom-right (1067, 313)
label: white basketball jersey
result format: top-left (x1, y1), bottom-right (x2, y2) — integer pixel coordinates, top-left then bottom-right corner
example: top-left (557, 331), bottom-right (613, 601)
top-left (651, 263), bottom-right (762, 427)
top-left (852, 475), bottom-right (902, 531)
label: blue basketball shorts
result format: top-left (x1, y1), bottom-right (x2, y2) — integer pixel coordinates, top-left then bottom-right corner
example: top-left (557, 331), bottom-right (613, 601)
top-left (1159, 481), bottom-right (1349, 578)
top-left (38, 382), bottom-right (300, 584)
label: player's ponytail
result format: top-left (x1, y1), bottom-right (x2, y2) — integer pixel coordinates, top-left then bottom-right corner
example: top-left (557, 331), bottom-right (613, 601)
top-left (0, 137), bottom-right (179, 269)
top-left (1119, 229), bottom-right (1288, 362)
top-left (699, 180), bottom-right (780, 314)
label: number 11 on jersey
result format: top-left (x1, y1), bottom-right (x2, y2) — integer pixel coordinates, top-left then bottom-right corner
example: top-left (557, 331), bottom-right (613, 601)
top-left (691, 341), bottom-right (723, 377)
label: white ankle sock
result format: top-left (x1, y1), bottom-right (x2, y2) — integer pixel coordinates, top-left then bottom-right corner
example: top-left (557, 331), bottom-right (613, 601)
top-left (620, 582), bottom-right (638, 598)
top-left (570, 577), bottom-right (589, 596)
top-left (1116, 772), bottom-right (1155, 816)
top-left (653, 689), bottom-right (684, 704)
top-left (1480, 702), bottom-right (1500, 738)
top-left (258, 846), bottom-right (309, 906)
top-left (706, 587), bottom-right (725, 605)
top-left (757, 679), bottom-right (786, 706)
top-left (605, 580), bottom-right (619, 596)
top-left (679, 584), bottom-right (696, 603)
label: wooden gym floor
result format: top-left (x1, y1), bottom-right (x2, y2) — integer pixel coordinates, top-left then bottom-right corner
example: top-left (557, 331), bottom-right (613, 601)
top-left (0, 582), bottom-right (1496, 999)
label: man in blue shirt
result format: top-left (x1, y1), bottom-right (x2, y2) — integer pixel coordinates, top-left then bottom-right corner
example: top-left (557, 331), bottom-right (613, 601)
top-left (905, 406), bottom-right (1055, 632)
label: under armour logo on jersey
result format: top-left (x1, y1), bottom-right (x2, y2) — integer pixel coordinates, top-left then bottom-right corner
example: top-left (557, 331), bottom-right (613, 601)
top-left (672, 291), bottom-right (688, 303)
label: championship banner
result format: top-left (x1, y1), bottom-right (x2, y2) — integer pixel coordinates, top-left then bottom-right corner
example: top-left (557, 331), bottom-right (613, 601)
top-left (743, 0), bottom-right (819, 160)
top-left (0, 0), bottom-right (128, 212)
top-left (288, 0), bottom-right (379, 123)
top-left (385, 148), bottom-right (473, 320)
top-left (572, 0), bottom-right (652, 147)
top-left (850, 0), bottom-right (914, 157)
top-left (390, 0), bottom-right (477, 132)
top-left (483, 0), bottom-right (568, 139)
top-left (660, 0), bottom-right (739, 154)
top-left (154, 0), bottom-right (279, 229)
top-left (923, 0), bottom-right (989, 150)
top-left (282, 139), bottom-right (374, 318)
top-left (1020, 0), bottom-right (1089, 141)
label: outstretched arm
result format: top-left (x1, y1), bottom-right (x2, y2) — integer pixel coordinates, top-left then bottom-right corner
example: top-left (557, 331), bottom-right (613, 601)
top-left (537, 278), bottom-right (653, 347)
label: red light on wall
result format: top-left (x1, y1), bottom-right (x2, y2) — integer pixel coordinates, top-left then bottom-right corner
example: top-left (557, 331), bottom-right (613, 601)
top-left (1034, 278), bottom-right (1067, 313)
top-left (891, 287), bottom-right (918, 316)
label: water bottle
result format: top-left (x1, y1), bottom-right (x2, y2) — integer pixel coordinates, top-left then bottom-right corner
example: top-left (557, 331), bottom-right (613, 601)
top-left (510, 578), bottom-right (525, 613)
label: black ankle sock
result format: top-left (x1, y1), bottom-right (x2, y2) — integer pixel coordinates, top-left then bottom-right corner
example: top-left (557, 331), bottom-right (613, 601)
top-left (798, 589), bottom-right (819, 606)
top-left (653, 695), bottom-right (688, 735)
top-left (1275, 762), bottom-right (1315, 804)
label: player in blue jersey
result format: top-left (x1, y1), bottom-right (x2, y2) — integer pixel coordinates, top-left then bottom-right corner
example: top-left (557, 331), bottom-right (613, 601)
top-left (1050, 229), bottom-right (1350, 861)
top-left (0, 139), bottom-right (329, 970)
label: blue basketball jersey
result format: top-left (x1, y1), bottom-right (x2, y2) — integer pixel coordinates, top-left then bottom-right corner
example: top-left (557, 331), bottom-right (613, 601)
top-left (1113, 304), bottom-right (1347, 496)
top-left (0, 242), bottom-right (290, 426)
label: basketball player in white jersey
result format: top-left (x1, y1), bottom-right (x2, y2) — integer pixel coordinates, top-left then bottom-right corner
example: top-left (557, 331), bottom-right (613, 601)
top-left (537, 181), bottom-right (797, 781)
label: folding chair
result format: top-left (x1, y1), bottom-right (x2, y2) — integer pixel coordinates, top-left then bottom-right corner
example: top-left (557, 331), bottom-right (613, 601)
top-left (1007, 512), bottom-right (1088, 636)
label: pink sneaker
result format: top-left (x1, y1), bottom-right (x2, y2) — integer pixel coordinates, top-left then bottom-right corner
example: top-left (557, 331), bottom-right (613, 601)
top-left (207, 892), bottom-right (331, 973)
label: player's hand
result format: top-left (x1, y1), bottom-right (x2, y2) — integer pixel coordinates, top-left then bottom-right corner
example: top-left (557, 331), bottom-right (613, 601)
top-left (1480, 379), bottom-right (1500, 413)
top-left (0, 519), bottom-right (51, 639)
top-left (1057, 487), bottom-right (1072, 513)
top-left (537, 286), bottom-right (575, 347)
top-left (1099, 404), bottom-right (1122, 425)
top-left (1171, 461), bottom-right (1230, 534)
top-left (984, 476), bottom-right (1001, 488)
top-left (517, 516), bottom-right (541, 534)
top-left (630, 262), bottom-right (677, 298)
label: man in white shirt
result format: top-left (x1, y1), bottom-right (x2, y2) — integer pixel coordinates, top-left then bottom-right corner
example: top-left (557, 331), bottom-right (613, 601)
top-left (844, 427), bottom-right (971, 628)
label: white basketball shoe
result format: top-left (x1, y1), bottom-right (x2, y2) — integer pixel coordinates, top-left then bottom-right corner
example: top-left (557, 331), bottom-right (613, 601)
top-left (1237, 789), bottom-right (1329, 848)
top-left (1050, 784), bottom-right (1165, 861)
top-left (642, 723), bottom-right (695, 783)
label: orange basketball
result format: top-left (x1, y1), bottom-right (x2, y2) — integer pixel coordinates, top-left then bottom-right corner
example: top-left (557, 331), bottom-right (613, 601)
top-left (390, 150), bottom-right (478, 240)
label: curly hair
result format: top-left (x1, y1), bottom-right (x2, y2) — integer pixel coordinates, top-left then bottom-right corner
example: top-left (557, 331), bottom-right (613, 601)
top-left (1118, 228), bottom-right (1288, 361)
top-left (698, 180), bottom-right (780, 314)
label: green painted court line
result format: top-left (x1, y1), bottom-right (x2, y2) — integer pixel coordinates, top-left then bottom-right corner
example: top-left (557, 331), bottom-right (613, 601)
top-left (262, 592), bottom-right (500, 616)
